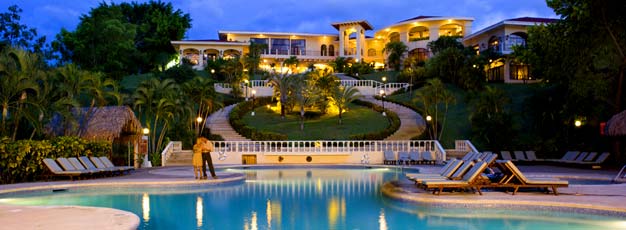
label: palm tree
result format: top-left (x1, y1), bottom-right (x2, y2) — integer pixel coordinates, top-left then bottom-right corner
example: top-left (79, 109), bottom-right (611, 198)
top-left (133, 78), bottom-right (180, 154)
top-left (308, 69), bottom-right (339, 113)
top-left (183, 76), bottom-right (222, 136)
top-left (330, 85), bottom-right (362, 125)
top-left (283, 56), bottom-right (299, 73)
top-left (383, 41), bottom-right (408, 71)
top-left (0, 47), bottom-right (41, 140)
top-left (291, 74), bottom-right (320, 131)
top-left (471, 86), bottom-right (510, 118)
top-left (414, 78), bottom-right (455, 140)
top-left (267, 71), bottom-right (295, 119)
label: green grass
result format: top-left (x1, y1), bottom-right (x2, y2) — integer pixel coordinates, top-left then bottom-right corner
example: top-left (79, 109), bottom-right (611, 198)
top-left (358, 71), bottom-right (399, 82)
top-left (241, 103), bottom-right (390, 140)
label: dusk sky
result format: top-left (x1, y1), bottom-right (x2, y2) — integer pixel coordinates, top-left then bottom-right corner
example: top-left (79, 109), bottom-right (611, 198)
top-left (1, 0), bottom-right (557, 42)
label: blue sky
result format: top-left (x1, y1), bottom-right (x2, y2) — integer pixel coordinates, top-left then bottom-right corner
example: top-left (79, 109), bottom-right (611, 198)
top-left (1, 0), bottom-right (557, 42)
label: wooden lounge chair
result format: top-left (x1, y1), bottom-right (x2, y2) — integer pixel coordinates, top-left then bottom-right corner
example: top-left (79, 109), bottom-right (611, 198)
top-left (500, 151), bottom-right (514, 161)
top-left (499, 160), bottom-right (568, 195)
top-left (90, 157), bottom-right (129, 175)
top-left (575, 152), bottom-right (610, 169)
top-left (547, 151), bottom-right (580, 163)
top-left (571, 152), bottom-right (589, 163)
top-left (583, 152), bottom-right (598, 162)
top-left (383, 150), bottom-right (396, 165)
top-left (42, 158), bottom-right (87, 181)
top-left (406, 159), bottom-right (458, 179)
top-left (408, 151), bottom-right (422, 165)
top-left (524, 151), bottom-right (542, 161)
top-left (98, 156), bottom-right (134, 173)
top-left (397, 152), bottom-right (410, 165)
top-left (422, 161), bottom-right (489, 195)
top-left (78, 156), bottom-right (115, 174)
top-left (461, 152), bottom-right (476, 161)
top-left (411, 160), bottom-right (465, 185)
top-left (64, 157), bottom-right (104, 175)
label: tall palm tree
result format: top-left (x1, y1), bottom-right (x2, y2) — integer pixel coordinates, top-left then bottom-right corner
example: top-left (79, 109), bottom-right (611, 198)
top-left (183, 76), bottom-right (222, 136)
top-left (471, 86), bottom-right (510, 118)
top-left (414, 78), bottom-right (455, 140)
top-left (133, 78), bottom-right (180, 153)
top-left (330, 85), bottom-right (362, 125)
top-left (0, 47), bottom-right (41, 140)
top-left (383, 41), bottom-right (408, 71)
top-left (283, 56), bottom-right (299, 73)
top-left (291, 74), bottom-right (320, 131)
top-left (267, 71), bottom-right (295, 119)
top-left (309, 69), bottom-right (339, 113)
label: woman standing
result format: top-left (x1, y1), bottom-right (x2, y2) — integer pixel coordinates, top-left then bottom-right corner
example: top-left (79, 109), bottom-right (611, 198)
top-left (192, 137), bottom-right (206, 179)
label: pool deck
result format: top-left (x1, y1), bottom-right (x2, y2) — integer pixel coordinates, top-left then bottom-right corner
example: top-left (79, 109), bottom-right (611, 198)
top-left (0, 164), bottom-right (625, 229)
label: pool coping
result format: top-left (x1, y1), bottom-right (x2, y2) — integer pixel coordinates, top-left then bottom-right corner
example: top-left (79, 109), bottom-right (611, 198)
top-left (381, 181), bottom-right (626, 218)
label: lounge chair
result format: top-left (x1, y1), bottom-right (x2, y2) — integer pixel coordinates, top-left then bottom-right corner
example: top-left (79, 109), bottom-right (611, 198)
top-left (422, 161), bottom-right (489, 195)
top-left (461, 152), bottom-right (476, 161)
top-left (408, 151), bottom-right (422, 165)
top-left (79, 156), bottom-right (114, 174)
top-left (548, 151), bottom-right (580, 163)
top-left (397, 152), bottom-right (410, 165)
top-left (525, 151), bottom-right (542, 161)
top-left (583, 152), bottom-right (597, 162)
top-left (90, 157), bottom-right (130, 175)
top-left (571, 152), bottom-right (589, 162)
top-left (406, 159), bottom-right (458, 179)
top-left (42, 158), bottom-right (88, 180)
top-left (65, 157), bottom-right (104, 174)
top-left (498, 160), bottom-right (568, 195)
top-left (98, 156), bottom-right (134, 172)
top-left (513, 151), bottom-right (527, 161)
top-left (383, 150), bottom-right (396, 165)
top-left (411, 160), bottom-right (464, 185)
top-left (500, 151), bottom-right (514, 161)
top-left (422, 151), bottom-right (436, 164)
top-left (575, 152), bottom-right (610, 168)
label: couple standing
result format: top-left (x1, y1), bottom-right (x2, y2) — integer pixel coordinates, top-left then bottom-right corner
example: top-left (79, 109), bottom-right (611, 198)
top-left (192, 137), bottom-right (217, 179)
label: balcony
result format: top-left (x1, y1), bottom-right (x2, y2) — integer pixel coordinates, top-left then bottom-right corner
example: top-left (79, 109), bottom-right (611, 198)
top-left (261, 49), bottom-right (338, 59)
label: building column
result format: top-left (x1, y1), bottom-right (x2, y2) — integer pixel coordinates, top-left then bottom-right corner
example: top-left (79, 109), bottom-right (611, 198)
top-left (198, 48), bottom-right (205, 68)
top-left (179, 49), bottom-right (183, 64)
top-left (429, 26), bottom-right (440, 42)
top-left (339, 28), bottom-right (345, 56)
top-left (219, 50), bottom-right (224, 58)
top-left (356, 29), bottom-right (362, 60)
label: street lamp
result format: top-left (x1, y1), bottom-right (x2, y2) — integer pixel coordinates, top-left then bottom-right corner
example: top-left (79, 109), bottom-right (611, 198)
top-left (379, 89), bottom-right (386, 116)
top-left (574, 120), bottom-right (582, 127)
top-left (196, 116), bottom-right (203, 136)
top-left (251, 90), bottom-right (257, 116)
top-left (210, 69), bottom-right (215, 74)
top-left (142, 128), bottom-right (150, 168)
top-left (426, 115), bottom-right (432, 122)
top-left (244, 79), bottom-right (249, 101)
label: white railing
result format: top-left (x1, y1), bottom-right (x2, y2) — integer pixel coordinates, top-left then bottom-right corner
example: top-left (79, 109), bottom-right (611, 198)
top-left (215, 80), bottom-right (410, 96)
top-left (339, 80), bottom-right (381, 88)
top-left (455, 140), bottom-right (479, 154)
top-left (161, 141), bottom-right (182, 166)
top-left (211, 140), bottom-right (447, 163)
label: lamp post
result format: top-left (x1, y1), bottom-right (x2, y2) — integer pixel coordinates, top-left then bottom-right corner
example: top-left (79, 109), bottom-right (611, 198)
top-left (142, 128), bottom-right (149, 168)
top-left (196, 116), bottom-right (203, 136)
top-left (379, 89), bottom-right (386, 116)
top-left (251, 90), bottom-right (257, 116)
top-left (244, 79), bottom-right (249, 101)
top-left (382, 76), bottom-right (387, 96)
top-left (425, 115), bottom-right (433, 139)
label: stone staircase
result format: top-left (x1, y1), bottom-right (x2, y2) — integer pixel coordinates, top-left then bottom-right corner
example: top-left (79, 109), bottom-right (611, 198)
top-left (207, 104), bottom-right (251, 141)
top-left (361, 96), bottom-right (426, 140)
top-left (165, 150), bottom-right (193, 166)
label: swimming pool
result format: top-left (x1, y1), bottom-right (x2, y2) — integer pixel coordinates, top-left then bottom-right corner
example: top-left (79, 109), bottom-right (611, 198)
top-left (1, 166), bottom-right (625, 230)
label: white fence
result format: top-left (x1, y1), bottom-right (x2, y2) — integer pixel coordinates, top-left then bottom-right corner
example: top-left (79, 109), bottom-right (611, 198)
top-left (161, 141), bottom-right (182, 166)
top-left (215, 80), bottom-right (410, 97)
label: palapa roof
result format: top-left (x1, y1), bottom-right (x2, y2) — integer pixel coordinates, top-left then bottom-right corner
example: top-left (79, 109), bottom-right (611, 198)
top-left (606, 110), bottom-right (626, 136)
top-left (47, 106), bottom-right (143, 142)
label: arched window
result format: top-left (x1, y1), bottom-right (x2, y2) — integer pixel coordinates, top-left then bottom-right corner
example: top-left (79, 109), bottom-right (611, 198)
top-left (505, 32), bottom-right (527, 51)
top-left (368, 48), bottom-right (376, 57)
top-left (389, 32), bottom-right (400, 42)
top-left (408, 26), bottom-right (429, 41)
top-left (488, 36), bottom-right (500, 52)
top-left (328, 45), bottom-right (335, 56)
top-left (321, 45), bottom-right (327, 56)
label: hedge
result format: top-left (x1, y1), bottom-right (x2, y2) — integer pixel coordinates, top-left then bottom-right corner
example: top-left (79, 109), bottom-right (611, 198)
top-left (229, 97), bottom-right (288, 140)
top-left (0, 136), bottom-right (111, 184)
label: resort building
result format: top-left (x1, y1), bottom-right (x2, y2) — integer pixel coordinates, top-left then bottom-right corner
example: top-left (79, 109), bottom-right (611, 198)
top-left (462, 17), bottom-right (558, 83)
top-left (170, 16), bottom-right (474, 72)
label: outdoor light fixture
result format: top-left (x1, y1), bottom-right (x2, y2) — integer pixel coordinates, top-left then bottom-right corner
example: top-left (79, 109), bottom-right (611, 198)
top-left (143, 128), bottom-right (149, 135)
top-left (210, 69), bottom-right (215, 74)
top-left (574, 120), bottom-right (582, 127)
top-left (379, 89), bottom-right (386, 116)
top-left (251, 90), bottom-right (257, 116)
top-left (196, 117), bottom-right (203, 123)
top-left (426, 115), bottom-right (432, 121)
top-left (244, 79), bottom-right (250, 101)
top-left (382, 76), bottom-right (387, 82)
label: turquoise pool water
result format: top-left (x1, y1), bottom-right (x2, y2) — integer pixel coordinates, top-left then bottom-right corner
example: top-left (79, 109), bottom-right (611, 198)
top-left (1, 166), bottom-right (625, 230)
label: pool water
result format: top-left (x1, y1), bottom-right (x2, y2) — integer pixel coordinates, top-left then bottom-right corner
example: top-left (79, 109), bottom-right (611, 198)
top-left (1, 167), bottom-right (625, 230)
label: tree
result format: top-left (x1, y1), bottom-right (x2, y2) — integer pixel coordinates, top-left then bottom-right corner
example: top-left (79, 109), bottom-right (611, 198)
top-left (267, 71), bottom-right (295, 118)
top-left (469, 86), bottom-right (514, 149)
top-left (133, 78), bottom-right (180, 154)
top-left (53, 1), bottom-right (191, 77)
top-left (0, 5), bottom-right (47, 53)
top-left (330, 85), bottom-right (362, 125)
top-left (0, 47), bottom-right (41, 139)
top-left (414, 78), bottom-right (455, 140)
top-left (383, 41), bottom-right (408, 71)
top-left (329, 56), bottom-right (348, 73)
top-left (283, 56), bottom-right (299, 73)
top-left (291, 74), bottom-right (320, 131)
top-left (427, 36), bottom-right (464, 55)
top-left (243, 43), bottom-right (267, 75)
top-left (309, 69), bottom-right (339, 113)
top-left (183, 76), bottom-right (221, 137)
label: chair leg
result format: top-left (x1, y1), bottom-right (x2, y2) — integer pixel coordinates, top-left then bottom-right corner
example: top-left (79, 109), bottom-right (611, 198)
top-left (512, 186), bottom-right (519, 195)
top-left (552, 186), bottom-right (558, 196)
top-left (475, 186), bottom-right (483, 195)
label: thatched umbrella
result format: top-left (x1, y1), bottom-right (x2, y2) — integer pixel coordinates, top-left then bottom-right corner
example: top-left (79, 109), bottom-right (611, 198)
top-left (606, 110), bottom-right (626, 136)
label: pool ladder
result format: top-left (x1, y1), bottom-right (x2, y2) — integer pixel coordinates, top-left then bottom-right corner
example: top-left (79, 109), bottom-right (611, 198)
top-left (613, 164), bottom-right (626, 183)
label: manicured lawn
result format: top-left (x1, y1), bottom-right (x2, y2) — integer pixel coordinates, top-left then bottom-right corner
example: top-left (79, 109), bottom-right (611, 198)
top-left (241, 103), bottom-right (390, 140)
top-left (358, 71), bottom-right (399, 82)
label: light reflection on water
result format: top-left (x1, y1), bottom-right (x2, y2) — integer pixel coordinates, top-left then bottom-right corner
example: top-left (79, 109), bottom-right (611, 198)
top-left (1, 167), bottom-right (625, 230)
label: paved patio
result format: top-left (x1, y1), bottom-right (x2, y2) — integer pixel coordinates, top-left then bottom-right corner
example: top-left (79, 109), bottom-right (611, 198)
top-left (0, 164), bottom-right (624, 229)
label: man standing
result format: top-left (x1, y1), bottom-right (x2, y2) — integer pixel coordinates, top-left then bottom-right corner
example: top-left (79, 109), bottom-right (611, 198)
top-left (200, 137), bottom-right (217, 179)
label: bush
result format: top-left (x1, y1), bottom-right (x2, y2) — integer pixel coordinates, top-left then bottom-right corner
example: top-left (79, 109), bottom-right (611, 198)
top-left (0, 136), bottom-right (111, 184)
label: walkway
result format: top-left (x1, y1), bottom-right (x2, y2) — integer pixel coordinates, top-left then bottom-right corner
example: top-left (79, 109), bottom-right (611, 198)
top-left (361, 96), bottom-right (426, 140)
top-left (206, 104), bottom-right (250, 141)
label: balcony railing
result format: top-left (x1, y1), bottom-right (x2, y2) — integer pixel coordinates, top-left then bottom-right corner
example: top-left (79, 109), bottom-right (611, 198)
top-left (261, 49), bottom-right (338, 57)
